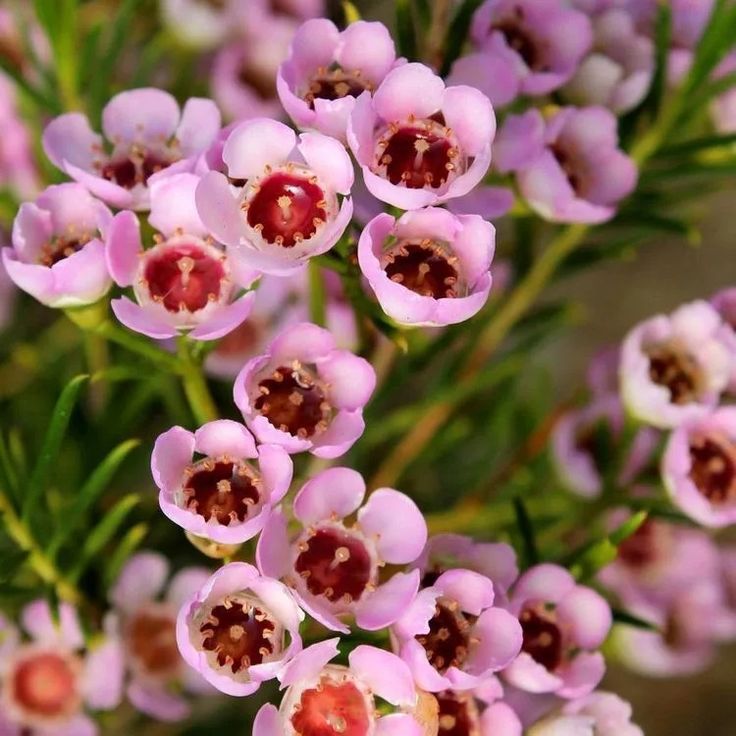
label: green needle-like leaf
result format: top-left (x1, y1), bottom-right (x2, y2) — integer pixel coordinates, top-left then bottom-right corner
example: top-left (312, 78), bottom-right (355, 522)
top-left (395, 0), bottom-right (417, 60)
top-left (611, 607), bottom-right (661, 633)
top-left (441, 0), bottom-right (484, 76)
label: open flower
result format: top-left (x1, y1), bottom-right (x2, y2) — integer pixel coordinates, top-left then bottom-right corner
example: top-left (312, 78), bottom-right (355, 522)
top-left (253, 640), bottom-right (426, 736)
top-left (109, 552), bottom-right (212, 721)
top-left (234, 322), bottom-right (375, 457)
top-left (106, 172), bottom-right (257, 340)
top-left (278, 19), bottom-right (398, 142)
top-left (348, 62), bottom-right (495, 210)
top-left (619, 300), bottom-right (732, 428)
top-left (257, 467), bottom-right (426, 633)
top-left (42, 88), bottom-right (221, 210)
top-left (152, 420), bottom-right (293, 545)
top-left (431, 690), bottom-right (522, 736)
top-left (195, 118), bottom-right (353, 275)
top-left (175, 562), bottom-right (303, 696)
top-left (358, 208), bottom-right (495, 327)
top-left (0, 600), bottom-right (123, 735)
top-left (494, 106), bottom-right (637, 224)
top-left (2, 183), bottom-right (112, 308)
top-left (392, 569), bottom-right (522, 692)
top-left (502, 564), bottom-right (612, 699)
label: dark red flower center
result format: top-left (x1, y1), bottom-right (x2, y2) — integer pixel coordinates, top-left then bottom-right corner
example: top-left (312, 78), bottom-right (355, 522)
top-left (383, 239), bottom-right (462, 298)
top-left (416, 599), bottom-right (473, 673)
top-left (143, 243), bottom-right (226, 313)
top-left (101, 151), bottom-right (174, 189)
top-left (199, 597), bottom-right (277, 674)
top-left (294, 526), bottom-right (373, 604)
top-left (520, 606), bottom-right (564, 671)
top-left (435, 690), bottom-right (479, 736)
top-left (689, 434), bottom-right (736, 505)
top-left (238, 61), bottom-right (276, 100)
top-left (244, 172), bottom-right (327, 247)
top-left (646, 344), bottom-right (703, 405)
top-left (127, 606), bottom-right (180, 677)
top-left (494, 9), bottom-right (545, 71)
top-left (291, 672), bottom-right (372, 736)
top-left (551, 143), bottom-right (587, 198)
top-left (181, 457), bottom-right (262, 525)
top-left (254, 364), bottom-right (331, 438)
top-left (11, 651), bottom-right (80, 719)
top-left (304, 66), bottom-right (372, 109)
top-left (37, 236), bottom-right (91, 267)
top-left (617, 518), bottom-right (665, 569)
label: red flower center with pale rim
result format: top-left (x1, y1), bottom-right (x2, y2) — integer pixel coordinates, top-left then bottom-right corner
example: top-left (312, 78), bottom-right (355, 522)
top-left (435, 690), bottom-right (480, 736)
top-left (294, 526), bottom-right (374, 604)
top-left (645, 343), bottom-right (704, 405)
top-left (37, 235), bottom-right (92, 267)
top-left (127, 604), bottom-right (180, 678)
top-left (243, 171), bottom-right (327, 247)
top-left (290, 670), bottom-right (373, 736)
top-left (416, 598), bottom-right (474, 674)
top-left (303, 66), bottom-right (372, 109)
top-left (10, 650), bottom-right (81, 721)
top-left (181, 457), bottom-right (262, 525)
top-left (100, 150), bottom-right (176, 189)
top-left (519, 605), bottom-right (564, 672)
top-left (142, 243), bottom-right (226, 313)
top-left (199, 596), bottom-right (278, 674)
top-left (254, 363), bottom-right (331, 438)
top-left (689, 433), bottom-right (736, 505)
top-left (382, 239), bottom-right (463, 298)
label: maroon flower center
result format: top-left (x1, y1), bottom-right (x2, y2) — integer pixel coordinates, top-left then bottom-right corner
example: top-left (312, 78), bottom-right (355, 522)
top-left (101, 151), bottom-right (174, 189)
top-left (646, 344), bottom-right (703, 405)
top-left (11, 651), bottom-right (80, 719)
top-left (37, 236), bottom-right (91, 267)
top-left (304, 66), bottom-right (371, 109)
top-left (143, 243), bottom-right (226, 313)
top-left (294, 526), bottom-right (373, 604)
top-left (689, 434), bottom-right (736, 505)
top-left (199, 598), bottom-right (277, 674)
top-left (244, 172), bottom-right (327, 247)
top-left (551, 143), bottom-right (586, 197)
top-left (416, 599), bottom-right (473, 673)
top-left (181, 457), bottom-right (261, 525)
top-left (212, 319), bottom-right (263, 358)
top-left (254, 364), bottom-right (331, 438)
top-left (520, 606), bottom-right (564, 672)
top-left (291, 674), bottom-right (371, 736)
top-left (493, 9), bottom-right (544, 71)
top-left (435, 690), bottom-right (479, 736)
top-left (617, 518), bottom-right (664, 569)
top-left (238, 62), bottom-right (276, 100)
top-left (383, 239), bottom-right (462, 298)
top-left (127, 606), bottom-right (180, 677)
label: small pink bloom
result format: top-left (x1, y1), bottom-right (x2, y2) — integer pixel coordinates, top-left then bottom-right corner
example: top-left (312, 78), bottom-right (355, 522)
top-left (432, 691), bottom-right (523, 736)
top-left (348, 62), bottom-right (496, 210)
top-left (0, 75), bottom-right (39, 199)
top-left (196, 119), bottom-right (353, 275)
top-left (107, 172), bottom-right (257, 340)
top-left (278, 19), bottom-right (398, 142)
top-left (175, 562), bottom-right (303, 696)
top-left (2, 183), bottom-right (112, 308)
top-left (43, 88), bottom-right (221, 210)
top-left (257, 467), bottom-right (426, 632)
top-left (358, 208), bottom-right (495, 327)
top-left (152, 420), bottom-right (293, 544)
top-left (233, 322), bottom-right (375, 457)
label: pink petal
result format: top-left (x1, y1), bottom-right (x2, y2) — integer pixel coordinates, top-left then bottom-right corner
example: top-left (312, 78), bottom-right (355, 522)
top-left (511, 564), bottom-right (577, 609)
top-left (557, 586), bottom-right (612, 649)
top-left (335, 21), bottom-right (396, 84)
top-left (176, 98), bottom-right (221, 157)
top-left (349, 645), bottom-right (416, 707)
top-left (253, 704), bottom-right (282, 736)
top-left (480, 703), bottom-right (523, 736)
top-left (298, 132), bottom-right (354, 194)
top-left (289, 18), bottom-right (340, 73)
top-left (257, 443), bottom-right (294, 505)
top-left (468, 606), bottom-right (523, 672)
top-left (318, 350), bottom-right (376, 410)
top-left (151, 426), bottom-right (195, 493)
top-left (127, 680), bottom-right (190, 722)
top-left (355, 570), bottom-right (420, 631)
top-left (102, 88), bottom-right (180, 144)
top-left (188, 292), bottom-right (256, 340)
top-left (269, 321), bottom-right (335, 362)
top-left (256, 509), bottom-right (291, 578)
top-left (223, 118), bottom-right (296, 179)
top-left (111, 297), bottom-right (178, 339)
top-left (195, 170), bottom-right (246, 247)
top-left (194, 419), bottom-right (257, 459)
top-left (373, 63), bottom-right (445, 122)
top-left (2, 251), bottom-right (56, 306)
top-left (293, 467), bottom-right (366, 524)
top-left (148, 173), bottom-right (208, 238)
top-left (375, 714), bottom-right (424, 736)
top-left (51, 239), bottom-right (111, 306)
top-left (278, 638), bottom-right (340, 688)
top-left (21, 601), bottom-right (83, 648)
top-left (12, 202), bottom-right (52, 261)
top-left (441, 85), bottom-right (496, 157)
top-left (435, 569), bottom-right (495, 615)
top-left (105, 210), bottom-right (142, 286)
top-left (109, 551), bottom-right (170, 614)
top-left (82, 639), bottom-right (124, 710)
top-left (166, 567), bottom-right (213, 609)
top-left (42, 112), bottom-right (102, 172)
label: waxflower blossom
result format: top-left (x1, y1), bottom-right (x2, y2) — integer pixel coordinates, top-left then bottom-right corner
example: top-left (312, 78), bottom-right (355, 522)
top-left (196, 118), bottom-right (353, 275)
top-left (348, 62), bottom-right (496, 210)
top-left (43, 88), bottom-right (221, 210)
top-left (109, 552), bottom-right (212, 721)
top-left (175, 562), bottom-right (303, 696)
top-left (2, 183), bottom-right (112, 308)
top-left (106, 172), bottom-right (257, 340)
top-left (502, 564), bottom-right (612, 699)
top-left (431, 690), bottom-right (522, 736)
top-left (257, 467), bottom-right (426, 632)
top-left (0, 600), bottom-right (123, 735)
top-left (234, 322), bottom-right (375, 457)
top-left (494, 106), bottom-right (637, 224)
top-left (278, 19), bottom-right (398, 142)
top-left (0, 75), bottom-right (38, 199)
top-left (152, 420), bottom-right (293, 545)
top-left (662, 407), bottom-right (736, 527)
top-left (392, 568), bottom-right (522, 692)
top-left (358, 207), bottom-right (495, 327)
top-left (619, 300), bottom-right (733, 429)
top-left (253, 639), bottom-right (426, 736)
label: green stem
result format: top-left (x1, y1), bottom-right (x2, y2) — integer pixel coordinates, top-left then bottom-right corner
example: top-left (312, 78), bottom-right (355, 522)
top-left (177, 338), bottom-right (219, 424)
top-left (308, 260), bottom-right (327, 327)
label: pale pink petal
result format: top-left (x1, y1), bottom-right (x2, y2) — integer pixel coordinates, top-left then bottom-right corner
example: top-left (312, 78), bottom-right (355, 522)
top-left (349, 645), bottom-right (416, 707)
top-left (373, 63), bottom-right (445, 121)
top-left (293, 467), bottom-right (366, 524)
top-left (151, 426), bottom-right (196, 493)
top-left (223, 118), bottom-right (296, 179)
top-left (109, 551), bottom-right (170, 613)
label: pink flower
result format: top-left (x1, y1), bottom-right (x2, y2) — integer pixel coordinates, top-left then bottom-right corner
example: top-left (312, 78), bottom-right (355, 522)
top-left (432, 690), bottom-right (523, 736)
top-left (392, 568), bottom-right (522, 692)
top-left (175, 562), bottom-right (303, 696)
top-left (152, 420), bottom-right (293, 545)
top-left (106, 172), bottom-right (257, 340)
top-left (494, 106), bottom-right (637, 223)
top-left (619, 300), bottom-right (732, 428)
top-left (278, 19), bottom-right (398, 142)
top-left (233, 322), bottom-right (375, 457)
top-left (0, 75), bottom-right (39, 199)
top-left (358, 208), bottom-right (495, 327)
top-left (2, 183), bottom-right (112, 308)
top-left (710, 286), bottom-right (736, 391)
top-left (347, 63), bottom-right (496, 210)
top-left (502, 564), bottom-right (612, 699)
top-left (257, 466), bottom-right (426, 632)
top-left (159, 0), bottom-right (240, 49)
top-left (196, 119), bottom-right (353, 275)
top-left (42, 88), bottom-right (221, 210)
top-left (253, 640), bottom-right (425, 736)
top-left (108, 552), bottom-right (212, 722)
top-left (0, 600), bottom-right (123, 735)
